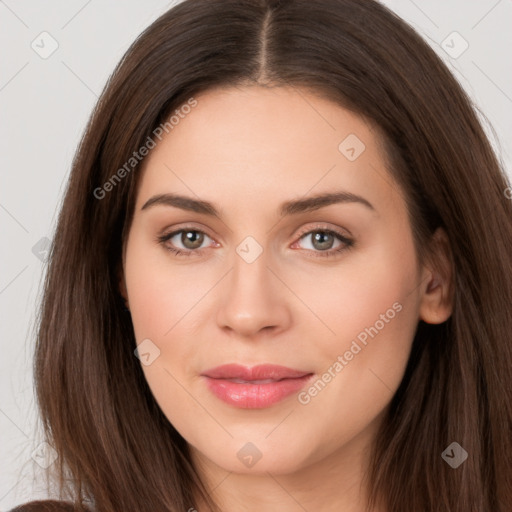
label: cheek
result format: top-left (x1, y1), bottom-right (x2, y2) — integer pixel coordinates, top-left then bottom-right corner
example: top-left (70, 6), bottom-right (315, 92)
top-left (124, 233), bottom-right (210, 343)
top-left (292, 233), bottom-right (419, 349)
top-left (291, 232), bottom-right (420, 407)
top-left (124, 237), bottom-right (209, 438)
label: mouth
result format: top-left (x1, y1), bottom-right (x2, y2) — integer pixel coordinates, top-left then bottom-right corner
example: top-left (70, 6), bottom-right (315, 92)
top-left (200, 364), bottom-right (314, 409)
top-left (224, 378), bottom-right (286, 384)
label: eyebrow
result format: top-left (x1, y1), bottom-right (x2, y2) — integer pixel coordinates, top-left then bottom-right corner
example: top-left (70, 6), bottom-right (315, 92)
top-left (140, 191), bottom-right (375, 217)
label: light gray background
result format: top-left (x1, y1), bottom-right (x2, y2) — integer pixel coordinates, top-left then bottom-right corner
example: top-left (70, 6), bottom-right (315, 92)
top-left (1, 0), bottom-right (511, 509)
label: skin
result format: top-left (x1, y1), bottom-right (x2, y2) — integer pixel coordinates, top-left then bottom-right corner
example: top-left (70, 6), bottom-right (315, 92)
top-left (119, 85), bottom-right (453, 512)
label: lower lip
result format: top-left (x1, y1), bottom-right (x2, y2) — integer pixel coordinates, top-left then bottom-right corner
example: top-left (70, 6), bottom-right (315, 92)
top-left (202, 374), bottom-right (314, 409)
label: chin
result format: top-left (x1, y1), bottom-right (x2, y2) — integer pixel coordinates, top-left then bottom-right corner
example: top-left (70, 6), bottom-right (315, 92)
top-left (190, 435), bottom-right (316, 476)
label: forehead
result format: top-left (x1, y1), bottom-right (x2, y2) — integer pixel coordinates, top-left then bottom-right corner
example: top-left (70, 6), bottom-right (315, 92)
top-left (134, 85), bottom-right (403, 217)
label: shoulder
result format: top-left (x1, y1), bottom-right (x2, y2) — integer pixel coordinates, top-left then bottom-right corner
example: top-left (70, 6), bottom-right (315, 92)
top-left (9, 500), bottom-right (92, 512)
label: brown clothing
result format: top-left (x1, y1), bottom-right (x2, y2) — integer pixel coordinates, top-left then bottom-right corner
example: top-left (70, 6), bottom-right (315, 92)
top-left (9, 500), bottom-right (92, 512)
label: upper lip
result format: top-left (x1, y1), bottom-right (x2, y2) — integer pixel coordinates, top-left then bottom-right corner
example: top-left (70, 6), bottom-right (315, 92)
top-left (201, 364), bottom-right (312, 381)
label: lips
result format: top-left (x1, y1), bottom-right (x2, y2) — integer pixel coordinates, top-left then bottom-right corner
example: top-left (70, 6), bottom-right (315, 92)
top-left (201, 364), bottom-right (314, 408)
top-left (201, 363), bottom-right (311, 381)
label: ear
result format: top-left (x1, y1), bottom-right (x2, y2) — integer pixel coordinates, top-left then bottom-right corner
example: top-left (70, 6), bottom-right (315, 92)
top-left (418, 227), bottom-right (454, 324)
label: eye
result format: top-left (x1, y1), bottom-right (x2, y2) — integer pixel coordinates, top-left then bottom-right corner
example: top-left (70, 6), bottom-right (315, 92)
top-left (292, 226), bottom-right (354, 258)
top-left (157, 228), bottom-right (214, 257)
top-left (156, 224), bottom-right (354, 259)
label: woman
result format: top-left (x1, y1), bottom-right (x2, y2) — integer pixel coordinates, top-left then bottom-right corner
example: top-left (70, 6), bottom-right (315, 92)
top-left (12, 0), bottom-right (512, 510)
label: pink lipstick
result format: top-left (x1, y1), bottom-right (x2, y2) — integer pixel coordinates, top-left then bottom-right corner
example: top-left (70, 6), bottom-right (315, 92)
top-left (201, 364), bottom-right (314, 409)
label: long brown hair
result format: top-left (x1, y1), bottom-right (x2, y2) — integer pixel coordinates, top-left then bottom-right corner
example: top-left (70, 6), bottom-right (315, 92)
top-left (33, 0), bottom-right (512, 510)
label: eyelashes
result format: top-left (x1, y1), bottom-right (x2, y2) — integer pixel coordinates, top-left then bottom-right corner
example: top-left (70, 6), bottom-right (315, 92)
top-left (156, 225), bottom-right (355, 259)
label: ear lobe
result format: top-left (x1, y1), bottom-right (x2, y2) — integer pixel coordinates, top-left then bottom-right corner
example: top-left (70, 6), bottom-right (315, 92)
top-left (418, 227), bottom-right (454, 324)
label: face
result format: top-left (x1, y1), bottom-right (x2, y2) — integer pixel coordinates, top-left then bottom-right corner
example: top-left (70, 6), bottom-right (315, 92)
top-left (120, 85), bottom-right (442, 480)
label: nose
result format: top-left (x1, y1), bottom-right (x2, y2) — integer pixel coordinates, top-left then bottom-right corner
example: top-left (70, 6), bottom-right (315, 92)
top-left (215, 249), bottom-right (292, 338)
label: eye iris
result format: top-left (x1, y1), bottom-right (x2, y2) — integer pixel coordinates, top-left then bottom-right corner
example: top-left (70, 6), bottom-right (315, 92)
top-left (312, 231), bottom-right (334, 250)
top-left (182, 230), bottom-right (204, 249)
